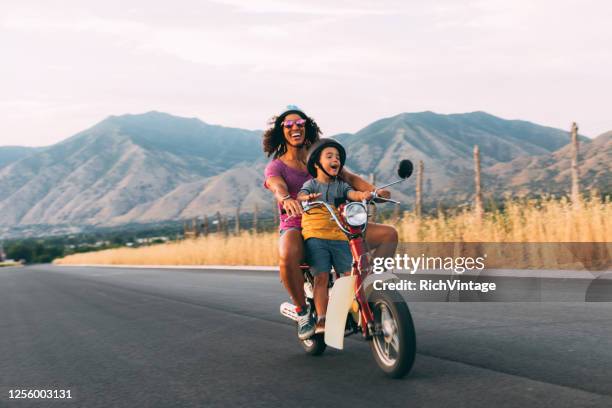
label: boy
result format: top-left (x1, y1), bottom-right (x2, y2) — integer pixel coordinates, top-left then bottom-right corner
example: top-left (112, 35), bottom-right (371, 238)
top-left (297, 139), bottom-right (371, 334)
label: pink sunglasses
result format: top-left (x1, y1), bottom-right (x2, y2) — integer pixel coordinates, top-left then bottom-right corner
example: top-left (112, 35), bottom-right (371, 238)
top-left (282, 119), bottom-right (306, 128)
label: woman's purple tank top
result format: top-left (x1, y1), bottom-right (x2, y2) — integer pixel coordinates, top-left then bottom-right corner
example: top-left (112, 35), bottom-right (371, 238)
top-left (264, 159), bottom-right (312, 230)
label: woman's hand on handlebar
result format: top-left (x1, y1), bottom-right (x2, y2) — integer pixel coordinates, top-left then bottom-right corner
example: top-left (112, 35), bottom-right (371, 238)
top-left (358, 191), bottom-right (374, 201)
top-left (376, 189), bottom-right (391, 199)
top-left (282, 198), bottom-right (304, 217)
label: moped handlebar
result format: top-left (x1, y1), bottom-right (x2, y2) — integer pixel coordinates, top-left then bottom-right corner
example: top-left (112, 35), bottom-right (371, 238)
top-left (301, 200), bottom-right (352, 234)
top-left (281, 190), bottom-right (399, 215)
top-left (278, 157), bottom-right (413, 223)
top-left (301, 190), bottom-right (399, 233)
top-left (369, 190), bottom-right (400, 205)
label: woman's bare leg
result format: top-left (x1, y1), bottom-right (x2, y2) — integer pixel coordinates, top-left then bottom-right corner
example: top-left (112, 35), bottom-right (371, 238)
top-left (278, 229), bottom-right (306, 307)
top-left (365, 222), bottom-right (399, 259)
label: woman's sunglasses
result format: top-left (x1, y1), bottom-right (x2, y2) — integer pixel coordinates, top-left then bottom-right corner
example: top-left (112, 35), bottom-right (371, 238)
top-left (282, 119), bottom-right (306, 128)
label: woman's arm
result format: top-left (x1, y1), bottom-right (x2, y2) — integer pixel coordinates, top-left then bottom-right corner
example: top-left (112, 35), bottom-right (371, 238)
top-left (346, 190), bottom-right (372, 202)
top-left (265, 175), bottom-right (290, 202)
top-left (266, 175), bottom-right (303, 217)
top-left (341, 169), bottom-right (391, 198)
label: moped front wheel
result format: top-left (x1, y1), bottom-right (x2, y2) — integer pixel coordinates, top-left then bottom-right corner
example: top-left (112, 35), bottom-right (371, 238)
top-left (369, 290), bottom-right (416, 378)
top-left (300, 333), bottom-right (326, 356)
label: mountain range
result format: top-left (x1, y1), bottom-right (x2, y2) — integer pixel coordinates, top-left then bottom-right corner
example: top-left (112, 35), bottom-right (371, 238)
top-left (0, 146), bottom-right (41, 169)
top-left (0, 111), bottom-right (609, 235)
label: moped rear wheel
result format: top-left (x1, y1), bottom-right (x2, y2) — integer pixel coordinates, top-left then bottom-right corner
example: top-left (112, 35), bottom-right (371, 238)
top-left (300, 333), bottom-right (326, 356)
top-left (369, 290), bottom-right (416, 378)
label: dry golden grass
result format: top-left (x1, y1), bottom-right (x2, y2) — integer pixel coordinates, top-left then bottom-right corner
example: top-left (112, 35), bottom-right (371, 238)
top-left (55, 195), bottom-right (611, 267)
top-left (396, 194), bottom-right (611, 242)
top-left (55, 231), bottom-right (279, 266)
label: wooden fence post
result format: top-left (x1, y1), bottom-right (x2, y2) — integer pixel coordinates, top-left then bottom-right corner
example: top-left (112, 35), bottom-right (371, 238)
top-left (392, 204), bottom-right (401, 222)
top-left (473, 145), bottom-right (484, 220)
top-left (570, 122), bottom-right (580, 205)
top-left (222, 215), bottom-right (229, 236)
top-left (216, 211), bottom-right (222, 233)
top-left (202, 215), bottom-right (209, 236)
top-left (235, 207), bottom-right (241, 235)
top-left (415, 160), bottom-right (424, 217)
top-left (193, 218), bottom-right (199, 237)
top-left (369, 173), bottom-right (377, 222)
top-left (184, 218), bottom-right (199, 239)
top-left (253, 204), bottom-right (259, 233)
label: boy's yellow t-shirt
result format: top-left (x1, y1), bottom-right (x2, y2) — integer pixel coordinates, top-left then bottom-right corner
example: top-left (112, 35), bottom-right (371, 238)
top-left (299, 178), bottom-right (352, 241)
top-left (301, 207), bottom-right (347, 241)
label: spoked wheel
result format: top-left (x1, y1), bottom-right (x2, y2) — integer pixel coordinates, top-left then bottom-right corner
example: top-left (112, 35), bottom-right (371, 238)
top-left (369, 290), bottom-right (416, 378)
top-left (300, 333), bottom-right (326, 355)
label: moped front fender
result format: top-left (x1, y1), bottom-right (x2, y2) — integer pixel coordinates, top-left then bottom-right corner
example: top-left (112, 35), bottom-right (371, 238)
top-left (324, 275), bottom-right (357, 349)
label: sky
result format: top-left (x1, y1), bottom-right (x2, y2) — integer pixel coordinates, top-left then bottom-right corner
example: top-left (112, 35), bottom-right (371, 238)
top-left (1, 0), bottom-right (611, 146)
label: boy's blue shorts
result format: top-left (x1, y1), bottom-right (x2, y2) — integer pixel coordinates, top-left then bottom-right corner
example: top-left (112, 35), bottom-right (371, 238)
top-left (304, 238), bottom-right (353, 276)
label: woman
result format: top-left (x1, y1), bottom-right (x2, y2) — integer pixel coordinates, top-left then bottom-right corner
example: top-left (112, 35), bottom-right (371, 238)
top-left (262, 106), bottom-right (398, 337)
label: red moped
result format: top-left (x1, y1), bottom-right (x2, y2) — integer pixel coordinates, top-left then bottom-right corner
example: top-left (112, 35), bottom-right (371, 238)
top-left (280, 160), bottom-right (416, 378)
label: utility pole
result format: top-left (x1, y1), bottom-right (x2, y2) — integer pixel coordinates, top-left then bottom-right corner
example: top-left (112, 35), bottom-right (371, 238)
top-left (473, 145), bottom-right (484, 220)
top-left (570, 122), bottom-right (580, 205)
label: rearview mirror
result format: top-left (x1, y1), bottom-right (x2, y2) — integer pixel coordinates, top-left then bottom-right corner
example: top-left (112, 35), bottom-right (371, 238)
top-left (398, 160), bottom-right (413, 179)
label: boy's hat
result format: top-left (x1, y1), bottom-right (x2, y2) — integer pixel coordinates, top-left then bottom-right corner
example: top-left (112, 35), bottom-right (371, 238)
top-left (306, 138), bottom-right (346, 178)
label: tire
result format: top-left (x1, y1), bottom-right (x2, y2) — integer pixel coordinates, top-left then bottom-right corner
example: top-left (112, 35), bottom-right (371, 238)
top-left (368, 290), bottom-right (416, 378)
top-left (299, 333), bottom-right (326, 356)
top-left (298, 295), bottom-right (326, 356)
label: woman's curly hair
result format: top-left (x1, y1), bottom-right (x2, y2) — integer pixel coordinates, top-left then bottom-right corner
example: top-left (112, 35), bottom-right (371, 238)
top-left (262, 110), bottom-right (322, 158)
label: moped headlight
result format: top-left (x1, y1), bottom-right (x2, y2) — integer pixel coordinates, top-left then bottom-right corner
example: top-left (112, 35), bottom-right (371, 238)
top-left (343, 202), bottom-right (368, 226)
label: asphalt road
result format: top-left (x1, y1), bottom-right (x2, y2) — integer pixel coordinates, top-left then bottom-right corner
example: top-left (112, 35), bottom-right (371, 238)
top-left (1, 265), bottom-right (611, 408)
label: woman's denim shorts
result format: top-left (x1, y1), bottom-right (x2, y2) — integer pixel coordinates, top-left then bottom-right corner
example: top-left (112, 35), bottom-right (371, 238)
top-left (279, 227), bottom-right (301, 236)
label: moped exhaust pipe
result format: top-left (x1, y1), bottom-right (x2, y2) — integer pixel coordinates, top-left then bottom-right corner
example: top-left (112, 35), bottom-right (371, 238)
top-left (280, 302), bottom-right (299, 321)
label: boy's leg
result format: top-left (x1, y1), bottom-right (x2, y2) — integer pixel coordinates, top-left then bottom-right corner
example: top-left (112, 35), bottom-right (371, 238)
top-left (323, 240), bottom-right (354, 334)
top-left (313, 273), bottom-right (329, 322)
top-left (305, 238), bottom-right (332, 320)
top-left (330, 240), bottom-right (354, 277)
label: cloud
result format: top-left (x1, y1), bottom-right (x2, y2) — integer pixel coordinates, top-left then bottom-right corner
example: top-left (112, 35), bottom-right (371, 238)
top-left (0, 0), bottom-right (610, 144)
top-left (208, 0), bottom-right (403, 15)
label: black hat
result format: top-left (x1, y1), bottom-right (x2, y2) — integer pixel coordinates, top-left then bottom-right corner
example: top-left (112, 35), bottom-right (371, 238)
top-left (306, 138), bottom-right (347, 178)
